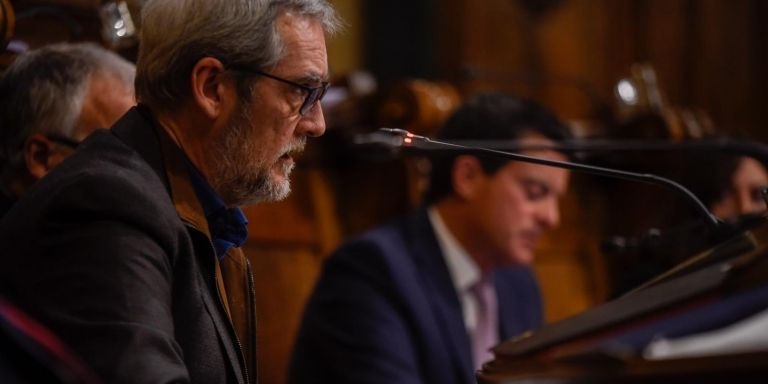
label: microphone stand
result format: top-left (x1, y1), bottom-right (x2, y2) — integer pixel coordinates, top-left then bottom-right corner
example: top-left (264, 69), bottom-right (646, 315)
top-left (376, 128), bottom-right (723, 229)
top-left (369, 128), bottom-right (768, 294)
top-left (389, 137), bottom-right (768, 164)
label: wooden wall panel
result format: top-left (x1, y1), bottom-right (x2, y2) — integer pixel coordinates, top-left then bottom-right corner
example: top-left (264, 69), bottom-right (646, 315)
top-left (534, 176), bottom-right (609, 321)
top-left (326, 0), bottom-right (362, 76)
top-left (244, 168), bottom-right (341, 384)
top-left (8, 1), bottom-right (765, 382)
top-left (425, 0), bottom-right (768, 321)
top-left (246, 245), bottom-right (323, 384)
top-left (434, 0), bottom-right (767, 137)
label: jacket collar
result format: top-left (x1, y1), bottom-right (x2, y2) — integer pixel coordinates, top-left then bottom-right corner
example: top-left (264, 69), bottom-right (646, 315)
top-left (111, 105), bottom-right (211, 237)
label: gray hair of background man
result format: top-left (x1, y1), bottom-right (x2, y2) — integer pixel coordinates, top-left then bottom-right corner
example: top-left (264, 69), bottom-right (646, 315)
top-left (136, 0), bottom-right (341, 112)
top-left (0, 42), bottom-right (135, 179)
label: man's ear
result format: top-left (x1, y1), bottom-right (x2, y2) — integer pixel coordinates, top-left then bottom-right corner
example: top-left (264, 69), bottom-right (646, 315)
top-left (24, 134), bottom-right (58, 180)
top-left (452, 155), bottom-right (487, 200)
top-left (190, 57), bottom-right (231, 119)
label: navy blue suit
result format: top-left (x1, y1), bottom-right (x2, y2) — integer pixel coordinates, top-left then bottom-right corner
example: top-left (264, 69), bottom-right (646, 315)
top-left (289, 209), bottom-right (543, 384)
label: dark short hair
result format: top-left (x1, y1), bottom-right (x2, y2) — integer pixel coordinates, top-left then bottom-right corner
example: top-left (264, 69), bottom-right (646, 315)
top-left (424, 92), bottom-right (572, 204)
top-left (678, 153), bottom-right (742, 209)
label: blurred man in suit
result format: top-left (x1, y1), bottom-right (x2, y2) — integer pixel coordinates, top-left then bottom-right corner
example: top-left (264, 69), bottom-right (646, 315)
top-left (0, 42), bottom-right (135, 215)
top-left (291, 92), bottom-right (573, 384)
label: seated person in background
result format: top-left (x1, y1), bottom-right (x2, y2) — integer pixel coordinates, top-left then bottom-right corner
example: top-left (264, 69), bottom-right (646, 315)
top-left (290, 92), bottom-right (573, 384)
top-left (709, 156), bottom-right (768, 220)
top-left (682, 151), bottom-right (768, 222)
top-left (0, 42), bottom-right (135, 215)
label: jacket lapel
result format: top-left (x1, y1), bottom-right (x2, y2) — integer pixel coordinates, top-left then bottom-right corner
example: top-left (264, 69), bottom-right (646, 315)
top-left (407, 209), bottom-right (475, 382)
top-left (496, 273), bottom-right (515, 341)
top-left (494, 266), bottom-right (543, 341)
top-left (155, 113), bottom-right (249, 384)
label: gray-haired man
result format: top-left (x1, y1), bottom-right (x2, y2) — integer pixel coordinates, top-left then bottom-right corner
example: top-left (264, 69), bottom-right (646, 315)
top-left (0, 42), bottom-right (135, 215)
top-left (0, 0), bottom-right (339, 383)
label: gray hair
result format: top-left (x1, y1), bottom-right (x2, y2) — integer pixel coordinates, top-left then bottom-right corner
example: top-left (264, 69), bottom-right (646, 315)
top-left (135, 0), bottom-right (341, 111)
top-left (0, 42), bottom-right (135, 176)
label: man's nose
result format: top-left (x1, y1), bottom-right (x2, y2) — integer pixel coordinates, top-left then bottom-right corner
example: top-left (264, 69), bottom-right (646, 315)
top-left (538, 201), bottom-right (560, 229)
top-left (298, 103), bottom-right (326, 137)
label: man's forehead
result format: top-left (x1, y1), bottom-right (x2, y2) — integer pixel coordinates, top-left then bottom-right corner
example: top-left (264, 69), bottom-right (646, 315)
top-left (506, 152), bottom-right (570, 193)
top-left (273, 11), bottom-right (329, 79)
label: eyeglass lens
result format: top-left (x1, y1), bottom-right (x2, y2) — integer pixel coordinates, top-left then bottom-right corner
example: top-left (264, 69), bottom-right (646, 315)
top-left (300, 83), bottom-right (329, 115)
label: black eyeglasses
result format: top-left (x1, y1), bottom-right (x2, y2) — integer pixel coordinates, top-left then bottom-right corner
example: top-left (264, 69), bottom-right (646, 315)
top-left (228, 64), bottom-right (330, 116)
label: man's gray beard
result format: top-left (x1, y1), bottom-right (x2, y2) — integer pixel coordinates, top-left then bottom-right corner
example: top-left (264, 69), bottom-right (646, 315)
top-left (210, 102), bottom-right (300, 207)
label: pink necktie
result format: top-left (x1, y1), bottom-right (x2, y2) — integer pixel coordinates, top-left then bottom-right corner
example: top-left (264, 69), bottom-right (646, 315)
top-left (471, 277), bottom-right (498, 370)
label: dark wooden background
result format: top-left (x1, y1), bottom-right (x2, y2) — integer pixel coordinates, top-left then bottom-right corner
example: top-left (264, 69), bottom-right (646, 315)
top-left (3, 1), bottom-right (767, 383)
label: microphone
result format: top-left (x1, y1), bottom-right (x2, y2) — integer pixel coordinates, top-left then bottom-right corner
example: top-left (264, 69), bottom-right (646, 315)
top-left (358, 135), bottom-right (768, 164)
top-left (373, 128), bottom-right (723, 229)
top-left (601, 214), bottom-right (762, 256)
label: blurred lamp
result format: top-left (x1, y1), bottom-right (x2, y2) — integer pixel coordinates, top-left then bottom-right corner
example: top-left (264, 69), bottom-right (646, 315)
top-left (616, 78), bottom-right (639, 106)
top-left (100, 0), bottom-right (136, 49)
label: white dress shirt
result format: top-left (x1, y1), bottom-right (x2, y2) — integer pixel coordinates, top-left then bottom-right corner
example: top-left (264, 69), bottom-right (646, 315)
top-left (427, 206), bottom-right (484, 336)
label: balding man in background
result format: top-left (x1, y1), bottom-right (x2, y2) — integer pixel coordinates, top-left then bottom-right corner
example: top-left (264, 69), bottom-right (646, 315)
top-left (0, 42), bottom-right (135, 215)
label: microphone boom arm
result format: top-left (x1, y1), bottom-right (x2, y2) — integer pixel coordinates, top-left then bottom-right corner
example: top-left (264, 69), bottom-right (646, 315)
top-left (379, 128), bottom-right (722, 228)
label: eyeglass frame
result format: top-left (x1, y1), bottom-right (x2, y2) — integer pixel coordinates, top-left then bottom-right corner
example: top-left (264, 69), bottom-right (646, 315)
top-left (226, 64), bottom-right (330, 116)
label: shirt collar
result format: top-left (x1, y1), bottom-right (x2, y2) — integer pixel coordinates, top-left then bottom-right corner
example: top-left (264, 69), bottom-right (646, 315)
top-left (428, 206), bottom-right (481, 294)
top-left (183, 159), bottom-right (248, 260)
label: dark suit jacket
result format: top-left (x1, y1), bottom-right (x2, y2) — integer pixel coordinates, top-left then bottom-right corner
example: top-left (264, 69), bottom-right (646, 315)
top-left (0, 106), bottom-right (255, 384)
top-left (0, 190), bottom-right (14, 218)
top-left (290, 209), bottom-right (543, 384)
